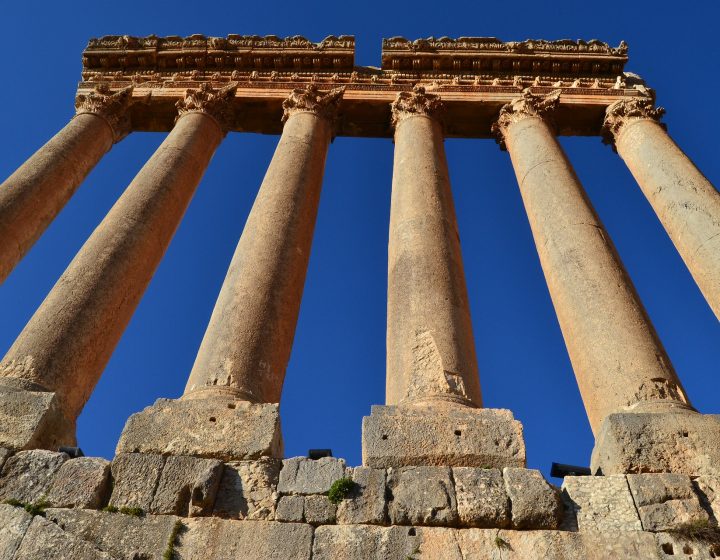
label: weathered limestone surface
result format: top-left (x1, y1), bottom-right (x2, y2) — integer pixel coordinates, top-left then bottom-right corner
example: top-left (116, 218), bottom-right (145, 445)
top-left (0, 448), bottom-right (11, 471)
top-left (453, 467), bottom-right (510, 528)
top-left (213, 458), bottom-right (280, 520)
top-left (14, 516), bottom-right (113, 560)
top-left (304, 495), bottom-right (337, 525)
top-left (0, 504), bottom-right (32, 560)
top-left (278, 457), bottom-right (346, 495)
top-left (591, 411), bottom-right (720, 476)
top-left (0, 449), bottom-right (68, 503)
top-left (627, 473), bottom-right (709, 532)
top-left (503, 468), bottom-right (562, 529)
top-left (150, 455), bottom-right (224, 516)
top-left (562, 475), bottom-right (642, 531)
top-left (109, 452), bottom-right (165, 510)
top-left (694, 475), bottom-right (720, 525)
top-left (276, 495), bottom-right (305, 522)
top-left (116, 398), bottom-right (283, 461)
top-left (387, 466), bottom-right (458, 526)
top-left (655, 531), bottom-right (720, 559)
top-left (337, 467), bottom-right (387, 525)
top-left (46, 457), bottom-right (111, 509)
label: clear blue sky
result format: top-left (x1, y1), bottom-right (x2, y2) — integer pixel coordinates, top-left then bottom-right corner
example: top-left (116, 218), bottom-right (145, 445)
top-left (1, 1), bottom-right (718, 479)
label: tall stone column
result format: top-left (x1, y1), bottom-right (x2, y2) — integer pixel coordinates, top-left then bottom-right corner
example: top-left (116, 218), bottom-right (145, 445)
top-left (0, 83), bottom-right (235, 452)
top-left (495, 89), bottom-right (720, 476)
top-left (603, 97), bottom-right (720, 321)
top-left (0, 84), bottom-right (133, 284)
top-left (117, 85), bottom-right (344, 461)
top-left (362, 86), bottom-right (525, 469)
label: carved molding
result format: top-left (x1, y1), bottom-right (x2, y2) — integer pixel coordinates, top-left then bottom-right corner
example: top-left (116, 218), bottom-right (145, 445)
top-left (601, 97), bottom-right (666, 148)
top-left (390, 85), bottom-right (444, 128)
top-left (281, 84), bottom-right (345, 124)
top-left (491, 88), bottom-right (561, 149)
top-left (74, 84), bottom-right (134, 142)
top-left (175, 82), bottom-right (238, 133)
top-left (383, 36), bottom-right (627, 55)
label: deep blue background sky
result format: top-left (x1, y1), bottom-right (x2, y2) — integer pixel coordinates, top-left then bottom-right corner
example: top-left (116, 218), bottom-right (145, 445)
top-left (1, 1), bottom-right (718, 480)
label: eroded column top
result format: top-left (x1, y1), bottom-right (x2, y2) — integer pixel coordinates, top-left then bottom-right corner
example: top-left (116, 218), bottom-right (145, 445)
top-left (74, 84), bottom-right (134, 143)
top-left (175, 82), bottom-right (239, 136)
top-left (601, 97), bottom-right (666, 150)
top-left (491, 88), bottom-right (562, 150)
top-left (390, 85), bottom-right (444, 129)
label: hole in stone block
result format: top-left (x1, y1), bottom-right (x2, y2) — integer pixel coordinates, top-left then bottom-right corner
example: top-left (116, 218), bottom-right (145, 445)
top-left (661, 542), bottom-right (674, 555)
top-left (209, 417), bottom-right (217, 423)
top-left (682, 431), bottom-right (689, 437)
top-left (408, 528), bottom-right (416, 536)
top-left (710, 544), bottom-right (720, 557)
top-left (683, 544), bottom-right (693, 554)
top-left (454, 430), bottom-right (462, 436)
top-left (382, 435), bottom-right (388, 440)
top-left (228, 403), bottom-right (236, 409)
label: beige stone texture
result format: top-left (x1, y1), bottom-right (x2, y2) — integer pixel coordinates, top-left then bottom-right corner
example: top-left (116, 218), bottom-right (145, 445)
top-left (0, 504), bottom-right (32, 560)
top-left (362, 405), bottom-right (525, 468)
top-left (0, 110), bottom-right (223, 437)
top-left (503, 467), bottom-right (562, 529)
top-left (109, 452), bottom-right (165, 511)
top-left (655, 532), bottom-right (720, 559)
top-left (276, 495), bottom-right (304, 522)
top-left (453, 467), bottom-right (510, 528)
top-left (0, 113), bottom-right (115, 285)
top-left (387, 104), bottom-right (481, 408)
top-left (0, 448), bottom-right (10, 471)
top-left (614, 116), bottom-right (720, 321)
top-left (177, 518), bottom-right (313, 560)
top-left (501, 109), bottom-right (689, 434)
top-left (561, 475), bottom-right (641, 531)
top-left (337, 466), bottom-right (387, 525)
top-left (150, 455), bottom-right (224, 516)
top-left (591, 411), bottom-right (720, 476)
top-left (312, 524), bottom-right (423, 560)
top-left (304, 494), bottom-right (337, 525)
top-left (116, 397), bottom-right (282, 461)
top-left (627, 473), bottom-right (710, 532)
top-left (0, 449), bottom-right (68, 504)
top-left (14, 516), bottom-right (113, 560)
top-left (45, 457), bottom-right (111, 509)
top-left (387, 466), bottom-right (458, 526)
top-left (694, 475), bottom-right (720, 525)
top-left (278, 456), bottom-right (346, 495)
top-left (212, 457), bottom-right (280, 520)
top-left (185, 109), bottom-right (335, 404)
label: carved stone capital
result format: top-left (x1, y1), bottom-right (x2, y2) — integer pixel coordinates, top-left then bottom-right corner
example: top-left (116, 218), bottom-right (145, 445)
top-left (281, 84), bottom-right (345, 124)
top-left (75, 84), bottom-right (134, 142)
top-left (601, 97), bottom-right (665, 149)
top-left (390, 85), bottom-right (444, 128)
top-left (175, 82), bottom-right (238, 134)
top-left (491, 88), bottom-right (561, 150)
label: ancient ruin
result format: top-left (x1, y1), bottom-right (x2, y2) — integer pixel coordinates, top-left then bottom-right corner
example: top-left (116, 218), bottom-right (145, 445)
top-left (0, 34), bottom-right (719, 558)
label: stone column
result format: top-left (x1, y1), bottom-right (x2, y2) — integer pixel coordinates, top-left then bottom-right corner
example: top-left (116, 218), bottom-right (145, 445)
top-left (603, 97), bottom-right (720, 321)
top-left (362, 86), bottom-right (525, 469)
top-left (495, 89), bottom-right (720, 476)
top-left (0, 84), bottom-right (133, 284)
top-left (116, 85), bottom-right (344, 462)
top-left (0, 83), bottom-right (236, 452)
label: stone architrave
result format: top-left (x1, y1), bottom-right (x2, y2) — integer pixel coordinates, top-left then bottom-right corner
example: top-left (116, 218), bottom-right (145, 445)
top-left (0, 83), bottom-right (236, 451)
top-left (603, 97), bottom-right (720, 321)
top-left (0, 85), bottom-right (133, 284)
top-left (118, 85), bottom-right (344, 461)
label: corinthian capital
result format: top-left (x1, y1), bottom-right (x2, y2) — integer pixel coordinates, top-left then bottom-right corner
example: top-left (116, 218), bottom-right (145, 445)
top-left (390, 85), bottom-right (444, 128)
top-left (176, 82), bottom-right (238, 134)
top-left (601, 97), bottom-right (665, 149)
top-left (491, 89), bottom-right (561, 150)
top-left (281, 84), bottom-right (346, 124)
top-left (75, 84), bottom-right (134, 142)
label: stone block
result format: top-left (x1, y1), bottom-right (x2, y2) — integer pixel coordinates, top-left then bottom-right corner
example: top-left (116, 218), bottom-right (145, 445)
top-left (0, 384), bottom-right (75, 451)
top-left (503, 468), bottom-right (562, 529)
top-left (387, 466), bottom-right (458, 526)
top-left (0, 504), bottom-right (32, 560)
top-left (312, 525), bottom-right (426, 560)
top-left (694, 475), bottom-right (720, 525)
top-left (337, 466), bottom-right (387, 525)
top-left (655, 532), bottom-right (720, 559)
top-left (561, 475), bottom-right (641, 531)
top-left (150, 455), bottom-right (223, 516)
top-left (178, 518), bottom-right (313, 560)
top-left (453, 467), bottom-right (510, 528)
top-left (116, 397), bottom-right (283, 461)
top-left (0, 448), bottom-right (11, 472)
top-left (275, 495), bottom-right (304, 522)
top-left (304, 494), bottom-right (337, 525)
top-left (213, 458), bottom-right (280, 520)
top-left (109, 452), bottom-right (165, 511)
top-left (46, 508), bottom-right (179, 560)
top-left (591, 411), bottom-right (720, 476)
top-left (278, 456), bottom-right (346, 495)
top-left (13, 516), bottom-right (113, 560)
top-left (362, 405), bottom-right (526, 468)
top-left (0, 449), bottom-right (68, 503)
top-left (627, 473), bottom-right (709, 532)
top-left (45, 457), bottom-right (111, 509)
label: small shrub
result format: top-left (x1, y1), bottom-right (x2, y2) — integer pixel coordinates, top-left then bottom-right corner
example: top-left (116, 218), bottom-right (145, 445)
top-left (119, 506), bottom-right (145, 517)
top-left (163, 520), bottom-right (185, 560)
top-left (4, 498), bottom-right (48, 517)
top-left (101, 505), bottom-right (119, 513)
top-left (328, 478), bottom-right (356, 505)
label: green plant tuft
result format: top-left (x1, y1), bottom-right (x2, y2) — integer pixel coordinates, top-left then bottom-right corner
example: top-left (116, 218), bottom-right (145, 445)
top-left (101, 505), bottom-right (119, 513)
top-left (163, 520), bottom-right (185, 560)
top-left (4, 498), bottom-right (22, 507)
top-left (119, 506), bottom-right (145, 517)
top-left (4, 497), bottom-right (48, 517)
top-left (328, 478), bottom-right (357, 505)
top-left (669, 519), bottom-right (720, 543)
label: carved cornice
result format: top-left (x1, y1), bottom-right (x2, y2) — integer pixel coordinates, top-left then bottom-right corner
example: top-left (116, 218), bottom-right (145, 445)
top-left (74, 84), bottom-right (134, 142)
top-left (175, 82), bottom-right (238, 133)
top-left (601, 97), bottom-right (666, 148)
top-left (281, 84), bottom-right (345, 124)
top-left (491, 88), bottom-right (561, 149)
top-left (390, 85), bottom-right (444, 128)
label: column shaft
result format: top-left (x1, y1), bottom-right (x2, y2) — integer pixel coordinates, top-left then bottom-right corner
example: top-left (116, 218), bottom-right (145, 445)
top-left (496, 91), bottom-right (691, 434)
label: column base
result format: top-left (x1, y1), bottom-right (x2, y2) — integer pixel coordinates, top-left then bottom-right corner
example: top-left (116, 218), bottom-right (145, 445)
top-left (116, 397), bottom-right (283, 461)
top-left (591, 410), bottom-right (720, 476)
top-left (361, 405), bottom-right (526, 468)
top-left (0, 381), bottom-right (76, 451)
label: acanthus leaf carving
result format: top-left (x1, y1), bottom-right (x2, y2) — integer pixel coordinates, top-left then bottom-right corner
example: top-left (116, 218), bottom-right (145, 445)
top-left (491, 88), bottom-right (561, 150)
top-left (74, 83), bottom-right (134, 142)
top-left (175, 82), bottom-right (238, 133)
top-left (601, 96), bottom-right (665, 149)
top-left (281, 84), bottom-right (345, 124)
top-left (390, 84), bottom-right (444, 128)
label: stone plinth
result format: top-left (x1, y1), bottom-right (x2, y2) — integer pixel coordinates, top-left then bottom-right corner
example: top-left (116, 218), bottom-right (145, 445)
top-left (116, 397), bottom-right (283, 461)
top-left (591, 410), bottom-right (720, 476)
top-left (361, 405), bottom-right (525, 468)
